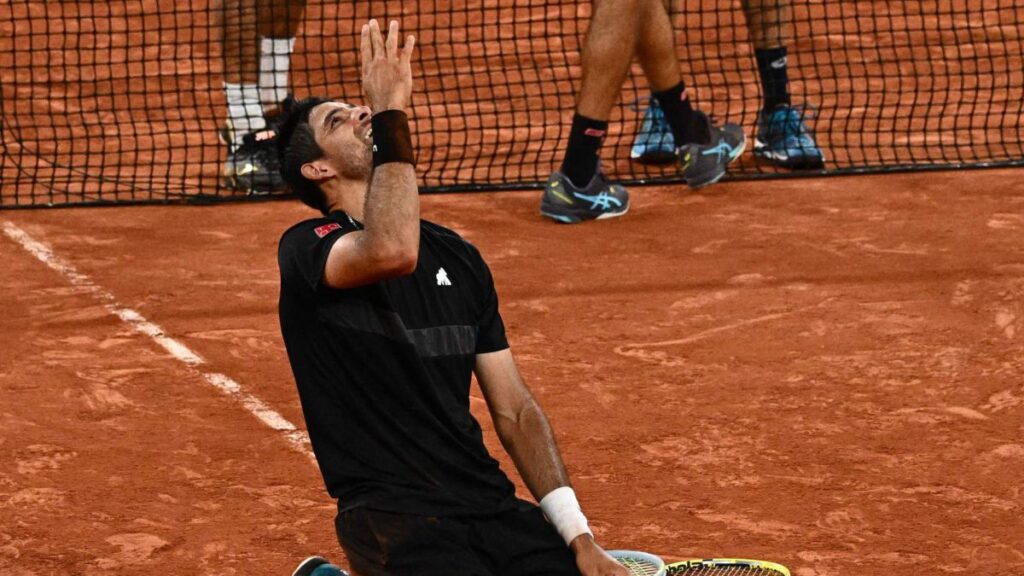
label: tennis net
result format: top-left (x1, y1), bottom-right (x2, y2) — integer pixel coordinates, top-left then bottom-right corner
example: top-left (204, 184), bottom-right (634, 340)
top-left (1, 0), bottom-right (1021, 207)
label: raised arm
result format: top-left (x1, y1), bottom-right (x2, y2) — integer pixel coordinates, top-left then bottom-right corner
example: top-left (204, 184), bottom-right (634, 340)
top-left (475, 349), bottom-right (628, 576)
top-left (323, 20), bottom-right (419, 289)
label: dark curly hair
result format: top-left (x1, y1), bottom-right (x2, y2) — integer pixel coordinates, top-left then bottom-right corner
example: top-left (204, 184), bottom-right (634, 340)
top-left (275, 97), bottom-right (331, 214)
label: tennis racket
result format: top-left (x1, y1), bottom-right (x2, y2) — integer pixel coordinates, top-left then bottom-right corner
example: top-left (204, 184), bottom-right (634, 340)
top-left (666, 558), bottom-right (791, 575)
top-left (608, 551), bottom-right (790, 576)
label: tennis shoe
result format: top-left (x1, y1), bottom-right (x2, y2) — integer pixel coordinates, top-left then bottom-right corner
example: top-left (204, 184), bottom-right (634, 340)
top-left (678, 111), bottom-right (746, 189)
top-left (754, 104), bottom-right (825, 169)
top-left (540, 169), bottom-right (630, 224)
top-left (630, 98), bottom-right (677, 164)
top-left (292, 555), bottom-right (349, 576)
top-left (223, 129), bottom-right (285, 195)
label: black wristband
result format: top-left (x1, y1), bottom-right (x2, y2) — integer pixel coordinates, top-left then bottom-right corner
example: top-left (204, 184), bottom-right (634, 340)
top-left (371, 110), bottom-right (415, 167)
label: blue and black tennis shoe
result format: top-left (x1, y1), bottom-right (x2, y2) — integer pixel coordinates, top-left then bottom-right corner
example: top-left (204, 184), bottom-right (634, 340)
top-left (540, 169), bottom-right (630, 224)
top-left (753, 105), bottom-right (825, 170)
top-left (631, 99), bottom-right (824, 172)
top-left (677, 110), bottom-right (747, 189)
top-left (628, 103), bottom-right (746, 188)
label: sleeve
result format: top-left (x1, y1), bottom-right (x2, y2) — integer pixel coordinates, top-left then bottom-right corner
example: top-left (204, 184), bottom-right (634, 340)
top-left (475, 252), bottom-right (510, 354)
top-left (277, 219), bottom-right (353, 293)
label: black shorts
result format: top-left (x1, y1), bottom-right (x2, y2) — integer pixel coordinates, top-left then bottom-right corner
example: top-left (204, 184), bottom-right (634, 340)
top-left (335, 504), bottom-right (582, 576)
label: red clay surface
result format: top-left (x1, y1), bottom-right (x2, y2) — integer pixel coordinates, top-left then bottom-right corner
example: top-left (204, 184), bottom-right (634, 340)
top-left (2, 170), bottom-right (1024, 576)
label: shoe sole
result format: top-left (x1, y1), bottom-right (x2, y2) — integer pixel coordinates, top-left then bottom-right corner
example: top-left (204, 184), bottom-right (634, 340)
top-left (540, 202), bottom-right (630, 224)
top-left (753, 138), bottom-right (825, 170)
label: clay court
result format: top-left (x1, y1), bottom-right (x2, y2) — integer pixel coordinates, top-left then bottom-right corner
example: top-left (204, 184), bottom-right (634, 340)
top-left (2, 168), bottom-right (1023, 575)
top-left (2, 0), bottom-right (1024, 575)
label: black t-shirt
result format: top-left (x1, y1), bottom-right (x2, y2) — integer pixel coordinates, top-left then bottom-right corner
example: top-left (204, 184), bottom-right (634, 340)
top-left (277, 211), bottom-right (518, 517)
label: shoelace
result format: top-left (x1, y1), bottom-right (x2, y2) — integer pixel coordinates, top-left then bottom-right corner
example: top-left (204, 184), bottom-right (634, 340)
top-left (769, 103), bottom-right (820, 144)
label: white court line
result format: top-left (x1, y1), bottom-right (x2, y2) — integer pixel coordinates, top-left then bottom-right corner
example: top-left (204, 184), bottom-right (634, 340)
top-left (2, 221), bottom-right (315, 463)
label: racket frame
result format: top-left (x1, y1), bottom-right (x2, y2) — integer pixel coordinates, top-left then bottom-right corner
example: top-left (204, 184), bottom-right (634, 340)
top-left (666, 558), bottom-right (791, 576)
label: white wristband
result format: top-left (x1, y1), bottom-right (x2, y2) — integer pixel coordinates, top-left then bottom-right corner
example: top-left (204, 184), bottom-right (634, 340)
top-left (539, 486), bottom-right (593, 546)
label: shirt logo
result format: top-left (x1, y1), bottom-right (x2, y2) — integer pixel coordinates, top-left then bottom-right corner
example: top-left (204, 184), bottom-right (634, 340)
top-left (314, 222), bottom-right (342, 238)
top-left (436, 267), bottom-right (452, 286)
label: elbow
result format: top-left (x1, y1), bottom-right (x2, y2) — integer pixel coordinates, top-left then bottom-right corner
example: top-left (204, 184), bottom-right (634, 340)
top-left (392, 248), bottom-right (418, 276)
top-left (496, 401), bottom-right (538, 441)
top-left (371, 244), bottom-right (418, 277)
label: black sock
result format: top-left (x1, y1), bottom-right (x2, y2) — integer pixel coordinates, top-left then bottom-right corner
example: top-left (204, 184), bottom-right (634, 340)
top-left (755, 47), bottom-right (791, 112)
top-left (560, 113), bottom-right (607, 188)
top-left (653, 82), bottom-right (705, 146)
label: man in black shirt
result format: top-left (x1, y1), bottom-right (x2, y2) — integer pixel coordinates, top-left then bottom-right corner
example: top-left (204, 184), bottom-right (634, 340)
top-left (276, 19), bottom-right (627, 576)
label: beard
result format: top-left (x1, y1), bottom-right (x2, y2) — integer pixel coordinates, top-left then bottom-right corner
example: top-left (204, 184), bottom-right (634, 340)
top-left (336, 144), bottom-right (372, 181)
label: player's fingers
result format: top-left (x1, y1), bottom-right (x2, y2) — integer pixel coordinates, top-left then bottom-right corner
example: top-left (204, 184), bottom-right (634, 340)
top-left (369, 18), bottom-right (384, 59)
top-left (385, 20), bottom-right (399, 59)
top-left (400, 34), bottom-right (415, 64)
top-left (359, 23), bottom-right (372, 72)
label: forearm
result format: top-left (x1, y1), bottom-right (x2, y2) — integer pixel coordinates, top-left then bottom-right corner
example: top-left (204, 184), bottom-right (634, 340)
top-left (362, 159), bottom-right (420, 261)
top-left (477, 351), bottom-right (613, 569)
top-left (496, 398), bottom-right (572, 500)
top-left (357, 20), bottom-right (419, 264)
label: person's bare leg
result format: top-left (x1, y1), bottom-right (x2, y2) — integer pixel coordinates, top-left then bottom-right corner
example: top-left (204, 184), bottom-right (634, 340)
top-left (635, 0), bottom-right (705, 145)
top-left (635, 0), bottom-right (679, 93)
top-left (258, 0), bottom-right (307, 39)
top-left (743, 0), bottom-right (791, 50)
top-left (574, 0), bottom-right (641, 121)
top-left (553, 0), bottom-right (640, 188)
top-left (222, 0), bottom-right (260, 85)
top-left (257, 0), bottom-right (308, 111)
top-left (743, 0), bottom-right (823, 168)
top-left (222, 0), bottom-right (264, 145)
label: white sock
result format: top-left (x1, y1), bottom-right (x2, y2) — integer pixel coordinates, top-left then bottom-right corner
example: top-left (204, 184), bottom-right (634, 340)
top-left (259, 37), bottom-right (296, 107)
top-left (224, 82), bottom-right (266, 148)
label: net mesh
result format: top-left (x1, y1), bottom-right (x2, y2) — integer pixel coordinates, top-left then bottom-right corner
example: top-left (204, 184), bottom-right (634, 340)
top-left (2, 0), bottom-right (1022, 207)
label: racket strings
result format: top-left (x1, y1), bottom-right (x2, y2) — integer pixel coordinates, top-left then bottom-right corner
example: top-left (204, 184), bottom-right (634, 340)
top-left (668, 565), bottom-right (779, 575)
top-left (609, 551), bottom-right (667, 576)
top-left (619, 557), bottom-right (664, 576)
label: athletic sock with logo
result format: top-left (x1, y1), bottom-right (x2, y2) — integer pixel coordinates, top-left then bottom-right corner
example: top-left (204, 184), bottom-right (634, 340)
top-left (653, 82), bottom-right (707, 146)
top-left (560, 113), bottom-right (608, 188)
top-left (755, 47), bottom-right (791, 112)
